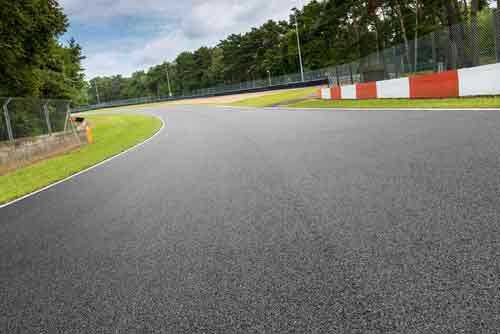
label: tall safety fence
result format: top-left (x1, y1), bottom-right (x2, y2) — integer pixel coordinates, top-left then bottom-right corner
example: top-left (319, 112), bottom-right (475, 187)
top-left (325, 13), bottom-right (500, 86)
top-left (76, 12), bottom-right (500, 112)
top-left (0, 98), bottom-right (73, 142)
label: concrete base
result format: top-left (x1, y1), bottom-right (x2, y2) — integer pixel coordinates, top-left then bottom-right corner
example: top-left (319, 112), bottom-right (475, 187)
top-left (0, 129), bottom-right (88, 175)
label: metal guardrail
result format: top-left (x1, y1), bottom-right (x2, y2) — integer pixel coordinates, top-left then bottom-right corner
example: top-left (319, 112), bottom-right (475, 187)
top-left (72, 78), bottom-right (325, 113)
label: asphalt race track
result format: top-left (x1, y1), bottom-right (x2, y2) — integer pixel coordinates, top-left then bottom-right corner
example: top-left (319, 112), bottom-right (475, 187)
top-left (1, 106), bottom-right (500, 333)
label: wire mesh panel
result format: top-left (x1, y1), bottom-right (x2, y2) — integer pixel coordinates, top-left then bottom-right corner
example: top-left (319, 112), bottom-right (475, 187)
top-left (7, 98), bottom-right (49, 140)
top-left (47, 100), bottom-right (71, 133)
top-left (0, 97), bottom-right (10, 141)
top-left (496, 10), bottom-right (500, 62)
top-left (0, 97), bottom-right (72, 142)
top-left (477, 13), bottom-right (497, 64)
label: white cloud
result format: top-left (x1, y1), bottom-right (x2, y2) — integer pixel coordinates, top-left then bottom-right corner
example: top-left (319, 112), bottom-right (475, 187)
top-left (60, 0), bottom-right (183, 22)
top-left (61, 0), bottom-right (307, 78)
top-left (180, 0), bottom-right (306, 39)
top-left (83, 51), bottom-right (138, 78)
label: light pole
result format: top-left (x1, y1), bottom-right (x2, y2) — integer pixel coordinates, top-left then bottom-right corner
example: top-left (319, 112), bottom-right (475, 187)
top-left (414, 0), bottom-right (419, 72)
top-left (165, 64), bottom-right (173, 97)
top-left (94, 81), bottom-right (101, 104)
top-left (267, 70), bottom-right (272, 87)
top-left (294, 12), bottom-right (305, 82)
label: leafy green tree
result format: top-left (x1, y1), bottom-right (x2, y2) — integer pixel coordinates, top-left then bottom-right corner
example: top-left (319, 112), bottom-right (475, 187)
top-left (0, 1), bottom-right (86, 105)
top-left (81, 0), bottom-right (497, 103)
top-left (0, 0), bottom-right (68, 97)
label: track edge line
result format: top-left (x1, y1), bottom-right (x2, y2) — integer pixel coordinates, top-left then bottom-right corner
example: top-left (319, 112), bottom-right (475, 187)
top-left (0, 116), bottom-right (166, 209)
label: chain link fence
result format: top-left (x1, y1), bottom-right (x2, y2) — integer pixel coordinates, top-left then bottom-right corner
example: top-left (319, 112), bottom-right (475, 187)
top-left (74, 11), bottom-right (500, 112)
top-left (0, 97), bottom-right (73, 142)
top-left (495, 9), bottom-right (500, 62)
top-left (326, 13), bottom-right (499, 86)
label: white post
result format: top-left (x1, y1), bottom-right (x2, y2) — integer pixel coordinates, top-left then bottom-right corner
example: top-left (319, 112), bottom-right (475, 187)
top-left (295, 14), bottom-right (305, 82)
top-left (165, 65), bottom-right (173, 97)
top-left (43, 101), bottom-right (52, 135)
top-left (2, 98), bottom-right (14, 141)
top-left (94, 81), bottom-right (101, 104)
top-left (64, 102), bottom-right (70, 132)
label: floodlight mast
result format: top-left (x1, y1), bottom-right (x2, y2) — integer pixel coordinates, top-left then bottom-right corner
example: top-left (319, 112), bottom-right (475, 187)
top-left (295, 13), bottom-right (305, 82)
top-left (94, 81), bottom-right (101, 104)
top-left (165, 64), bottom-right (173, 97)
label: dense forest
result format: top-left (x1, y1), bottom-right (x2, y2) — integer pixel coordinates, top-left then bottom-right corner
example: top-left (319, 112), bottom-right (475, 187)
top-left (88, 0), bottom-right (499, 104)
top-left (1, 1), bottom-right (499, 106)
top-left (0, 0), bottom-right (87, 105)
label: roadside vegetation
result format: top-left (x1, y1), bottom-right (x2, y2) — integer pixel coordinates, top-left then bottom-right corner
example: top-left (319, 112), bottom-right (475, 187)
top-left (289, 97), bottom-right (500, 109)
top-left (2, 1), bottom-right (497, 106)
top-left (0, 114), bottom-right (162, 204)
top-left (1, 1), bottom-right (86, 104)
top-left (228, 87), bottom-right (317, 107)
top-left (85, 2), bottom-right (498, 105)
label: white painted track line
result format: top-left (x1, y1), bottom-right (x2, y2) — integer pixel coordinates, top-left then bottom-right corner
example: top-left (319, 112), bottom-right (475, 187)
top-left (0, 117), bottom-right (165, 209)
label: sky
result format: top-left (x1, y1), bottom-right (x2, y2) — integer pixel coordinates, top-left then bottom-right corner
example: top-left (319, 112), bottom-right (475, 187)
top-left (59, 0), bottom-right (307, 79)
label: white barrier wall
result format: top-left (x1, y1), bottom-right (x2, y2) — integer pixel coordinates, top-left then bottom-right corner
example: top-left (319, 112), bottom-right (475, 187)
top-left (319, 63), bottom-right (500, 101)
top-left (376, 77), bottom-right (410, 99)
top-left (341, 85), bottom-right (356, 99)
top-left (458, 63), bottom-right (500, 97)
top-left (321, 88), bottom-right (331, 100)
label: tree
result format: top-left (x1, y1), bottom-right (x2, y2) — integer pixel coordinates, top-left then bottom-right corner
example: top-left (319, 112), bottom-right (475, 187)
top-left (40, 38), bottom-right (87, 103)
top-left (81, 0), bottom-right (497, 103)
top-left (0, 0), bottom-right (69, 97)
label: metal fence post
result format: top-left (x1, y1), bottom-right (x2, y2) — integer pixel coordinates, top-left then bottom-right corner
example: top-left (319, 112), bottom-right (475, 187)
top-left (349, 63), bottom-right (354, 84)
top-left (67, 104), bottom-right (82, 144)
top-left (431, 31), bottom-right (437, 72)
top-left (495, 10), bottom-right (500, 63)
top-left (3, 98), bottom-right (14, 141)
top-left (43, 101), bottom-right (52, 135)
top-left (63, 102), bottom-right (71, 132)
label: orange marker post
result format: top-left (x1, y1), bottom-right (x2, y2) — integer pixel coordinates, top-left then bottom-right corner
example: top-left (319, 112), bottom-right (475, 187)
top-left (85, 126), bottom-right (94, 144)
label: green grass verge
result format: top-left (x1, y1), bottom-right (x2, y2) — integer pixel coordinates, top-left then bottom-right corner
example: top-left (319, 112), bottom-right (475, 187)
top-left (0, 114), bottom-right (162, 204)
top-left (228, 87), bottom-right (318, 107)
top-left (289, 96), bottom-right (500, 109)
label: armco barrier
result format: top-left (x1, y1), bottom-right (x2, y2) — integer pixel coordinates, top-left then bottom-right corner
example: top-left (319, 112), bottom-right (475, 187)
top-left (318, 63), bottom-right (499, 101)
top-left (75, 78), bottom-right (328, 113)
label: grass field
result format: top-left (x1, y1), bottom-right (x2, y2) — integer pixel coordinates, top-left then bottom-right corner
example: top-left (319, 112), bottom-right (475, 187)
top-left (289, 96), bottom-right (500, 109)
top-left (228, 87), bottom-right (318, 107)
top-left (83, 88), bottom-right (319, 112)
top-left (0, 114), bottom-right (162, 204)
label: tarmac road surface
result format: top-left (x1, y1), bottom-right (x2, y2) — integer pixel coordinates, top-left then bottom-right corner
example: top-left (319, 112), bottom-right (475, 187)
top-left (1, 105), bottom-right (500, 333)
